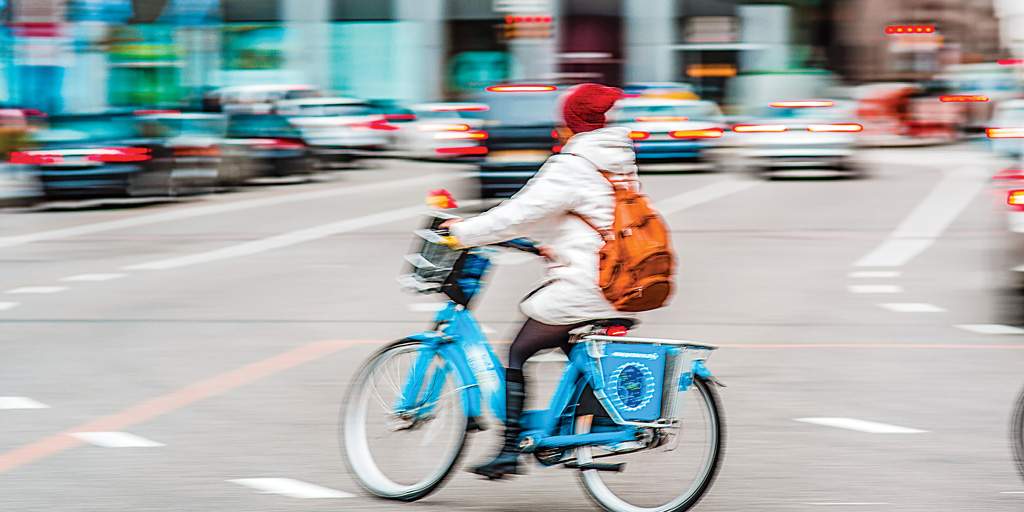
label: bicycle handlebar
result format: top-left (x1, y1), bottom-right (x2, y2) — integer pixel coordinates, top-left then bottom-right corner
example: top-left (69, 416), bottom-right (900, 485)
top-left (493, 238), bottom-right (542, 255)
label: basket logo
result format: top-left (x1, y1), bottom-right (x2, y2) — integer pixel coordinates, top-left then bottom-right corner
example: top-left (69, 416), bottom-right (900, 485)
top-left (609, 362), bottom-right (656, 412)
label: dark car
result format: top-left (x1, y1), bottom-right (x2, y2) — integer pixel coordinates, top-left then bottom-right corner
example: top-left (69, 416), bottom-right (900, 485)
top-left (473, 85), bottom-right (563, 199)
top-left (225, 112), bottom-right (316, 177)
top-left (11, 112), bottom-right (226, 199)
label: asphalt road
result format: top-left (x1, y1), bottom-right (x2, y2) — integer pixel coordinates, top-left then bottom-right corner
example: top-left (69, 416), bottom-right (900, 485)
top-left (2, 147), bottom-right (1023, 512)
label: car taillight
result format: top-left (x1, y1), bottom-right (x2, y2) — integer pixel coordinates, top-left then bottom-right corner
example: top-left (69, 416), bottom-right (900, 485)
top-left (995, 169), bottom-right (1024, 181)
top-left (352, 119), bottom-right (399, 131)
top-left (770, 101), bottom-right (834, 108)
top-left (88, 147), bottom-right (153, 162)
top-left (418, 123), bottom-right (470, 132)
top-left (940, 95), bottom-right (989, 102)
top-left (998, 59), bottom-right (1024, 66)
top-left (434, 131), bottom-right (488, 140)
top-left (628, 131), bottom-right (650, 140)
top-left (807, 124), bottom-right (863, 132)
top-left (134, 109), bottom-right (180, 115)
top-left (430, 105), bottom-right (489, 112)
top-left (9, 151), bottom-right (63, 164)
top-left (485, 85), bottom-right (557, 92)
top-left (733, 124), bottom-right (787, 133)
top-left (253, 139), bottom-right (304, 150)
top-left (1009, 190), bottom-right (1024, 206)
top-left (635, 116), bottom-right (689, 122)
top-left (435, 146), bottom-right (488, 155)
top-left (987, 128), bottom-right (1024, 138)
top-left (669, 128), bottom-right (723, 139)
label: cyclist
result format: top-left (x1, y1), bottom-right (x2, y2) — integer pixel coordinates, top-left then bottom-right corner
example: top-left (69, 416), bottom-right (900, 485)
top-left (439, 83), bottom-right (641, 480)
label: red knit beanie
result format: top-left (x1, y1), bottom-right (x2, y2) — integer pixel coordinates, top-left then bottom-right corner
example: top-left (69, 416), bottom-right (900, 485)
top-left (558, 83), bottom-right (623, 134)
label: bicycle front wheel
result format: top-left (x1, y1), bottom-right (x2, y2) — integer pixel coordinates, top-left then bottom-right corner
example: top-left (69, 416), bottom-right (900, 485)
top-left (576, 377), bottom-right (724, 512)
top-left (1012, 386), bottom-right (1024, 481)
top-left (341, 338), bottom-right (469, 501)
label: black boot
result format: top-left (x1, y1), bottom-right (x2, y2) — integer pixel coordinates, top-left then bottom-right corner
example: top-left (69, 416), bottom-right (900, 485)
top-left (472, 368), bottom-right (525, 479)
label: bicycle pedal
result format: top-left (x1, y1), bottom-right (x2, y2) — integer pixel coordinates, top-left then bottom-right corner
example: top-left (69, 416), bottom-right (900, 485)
top-left (564, 462), bottom-right (625, 472)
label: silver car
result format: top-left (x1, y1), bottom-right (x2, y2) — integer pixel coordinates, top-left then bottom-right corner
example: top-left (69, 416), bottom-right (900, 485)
top-left (733, 100), bottom-right (864, 179)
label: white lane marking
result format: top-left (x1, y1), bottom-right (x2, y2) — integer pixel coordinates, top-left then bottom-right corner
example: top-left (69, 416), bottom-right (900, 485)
top-left (1000, 491), bottom-right (1024, 494)
top-left (60, 273), bottom-right (127, 282)
top-left (0, 397), bottom-right (50, 409)
top-left (229, 478), bottom-right (354, 499)
top-left (528, 351), bottom-right (569, 363)
top-left (492, 252), bottom-right (536, 265)
top-left (955, 324), bottom-right (1024, 335)
top-left (0, 173), bottom-right (470, 250)
top-left (848, 271), bottom-right (902, 279)
top-left (795, 418), bottom-right (927, 434)
top-left (5, 286), bottom-right (69, 294)
top-left (854, 167), bottom-right (989, 267)
top-left (656, 180), bottom-right (760, 216)
top-left (124, 202), bottom-right (480, 271)
top-left (70, 432), bottom-right (165, 447)
top-left (408, 303), bottom-right (446, 312)
top-left (0, 302), bottom-right (19, 311)
top-left (848, 285), bottom-right (903, 294)
top-left (807, 503), bottom-right (890, 506)
top-left (878, 303), bottom-right (946, 313)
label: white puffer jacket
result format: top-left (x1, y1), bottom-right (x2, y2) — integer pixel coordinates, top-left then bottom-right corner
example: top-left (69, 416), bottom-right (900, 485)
top-left (450, 126), bottom-right (639, 325)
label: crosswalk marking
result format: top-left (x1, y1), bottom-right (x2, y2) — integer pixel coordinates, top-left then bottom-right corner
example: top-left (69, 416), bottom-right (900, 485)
top-left (0, 397), bottom-right (50, 410)
top-left (795, 418), bottom-right (927, 434)
top-left (955, 324), bottom-right (1024, 335)
top-left (848, 285), bottom-right (903, 294)
top-left (878, 303), bottom-right (945, 313)
top-left (5, 286), bottom-right (68, 294)
top-left (229, 478), bottom-right (354, 499)
top-left (70, 432), bottom-right (165, 448)
top-left (60, 273), bottom-right (127, 282)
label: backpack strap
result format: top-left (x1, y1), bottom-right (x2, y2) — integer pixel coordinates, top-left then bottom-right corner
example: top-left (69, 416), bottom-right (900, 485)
top-left (563, 152), bottom-right (624, 242)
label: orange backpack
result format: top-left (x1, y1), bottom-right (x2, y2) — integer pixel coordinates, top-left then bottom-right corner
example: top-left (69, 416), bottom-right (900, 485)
top-left (569, 156), bottom-right (676, 312)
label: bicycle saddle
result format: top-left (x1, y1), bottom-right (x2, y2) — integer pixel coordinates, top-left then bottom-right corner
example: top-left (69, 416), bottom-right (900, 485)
top-left (588, 318), bottom-right (635, 329)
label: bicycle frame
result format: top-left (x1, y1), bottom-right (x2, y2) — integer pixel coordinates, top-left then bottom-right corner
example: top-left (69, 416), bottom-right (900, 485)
top-left (393, 301), bottom-right (718, 453)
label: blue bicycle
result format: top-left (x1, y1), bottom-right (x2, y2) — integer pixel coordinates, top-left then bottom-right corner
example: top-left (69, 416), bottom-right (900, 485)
top-left (341, 213), bottom-right (724, 512)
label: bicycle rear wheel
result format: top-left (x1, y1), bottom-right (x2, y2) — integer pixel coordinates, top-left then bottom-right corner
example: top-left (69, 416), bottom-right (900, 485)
top-left (341, 338), bottom-right (468, 501)
top-left (575, 377), bottom-right (724, 512)
top-left (1012, 386), bottom-right (1024, 481)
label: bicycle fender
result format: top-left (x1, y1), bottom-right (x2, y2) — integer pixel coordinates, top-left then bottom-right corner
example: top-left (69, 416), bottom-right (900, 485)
top-left (692, 360), bottom-right (726, 388)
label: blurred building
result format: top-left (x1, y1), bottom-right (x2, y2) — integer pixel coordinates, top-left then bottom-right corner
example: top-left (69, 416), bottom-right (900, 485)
top-left (828, 0), bottom-right (1002, 82)
top-left (0, 0), bottom-right (1010, 113)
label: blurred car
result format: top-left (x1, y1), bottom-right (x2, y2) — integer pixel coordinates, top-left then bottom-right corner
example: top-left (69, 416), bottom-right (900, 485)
top-left (732, 100), bottom-right (864, 179)
top-left (11, 111), bottom-right (229, 199)
top-left (624, 82), bottom-right (700, 101)
top-left (607, 98), bottom-right (724, 169)
top-left (135, 111), bottom-right (253, 188)
top-left (202, 84), bottom-right (321, 112)
top-left (473, 84), bottom-right (563, 199)
top-left (987, 99), bottom-right (1024, 157)
top-left (991, 165), bottom-right (1024, 322)
top-left (393, 102), bottom-right (489, 159)
top-left (274, 97), bottom-right (392, 165)
top-left (224, 112), bottom-right (316, 177)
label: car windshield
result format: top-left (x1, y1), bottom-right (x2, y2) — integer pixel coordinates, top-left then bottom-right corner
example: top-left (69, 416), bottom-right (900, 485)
top-left (612, 103), bottom-right (720, 122)
top-left (139, 116), bottom-right (227, 137)
top-left (36, 115), bottom-right (139, 143)
top-left (480, 92), bottom-right (560, 126)
top-left (757, 105), bottom-right (847, 120)
top-left (226, 114), bottom-right (301, 138)
top-left (282, 103), bottom-right (375, 117)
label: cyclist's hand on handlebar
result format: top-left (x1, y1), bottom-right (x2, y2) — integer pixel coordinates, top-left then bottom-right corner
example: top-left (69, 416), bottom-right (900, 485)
top-left (438, 218), bottom-right (463, 231)
top-left (538, 245), bottom-right (558, 262)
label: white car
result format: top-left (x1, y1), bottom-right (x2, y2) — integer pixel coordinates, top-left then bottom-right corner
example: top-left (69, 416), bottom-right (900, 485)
top-left (988, 99), bottom-right (1024, 157)
top-left (606, 99), bottom-right (725, 170)
top-left (392, 103), bottom-right (489, 159)
top-left (274, 97), bottom-right (391, 161)
top-left (732, 100), bottom-right (864, 179)
top-left (203, 84), bottom-right (321, 112)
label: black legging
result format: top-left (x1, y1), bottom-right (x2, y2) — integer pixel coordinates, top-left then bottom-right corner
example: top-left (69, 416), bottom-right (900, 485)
top-left (507, 318), bottom-right (591, 370)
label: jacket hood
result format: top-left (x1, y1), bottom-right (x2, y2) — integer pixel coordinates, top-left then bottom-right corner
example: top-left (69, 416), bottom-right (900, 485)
top-left (559, 126), bottom-right (636, 174)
